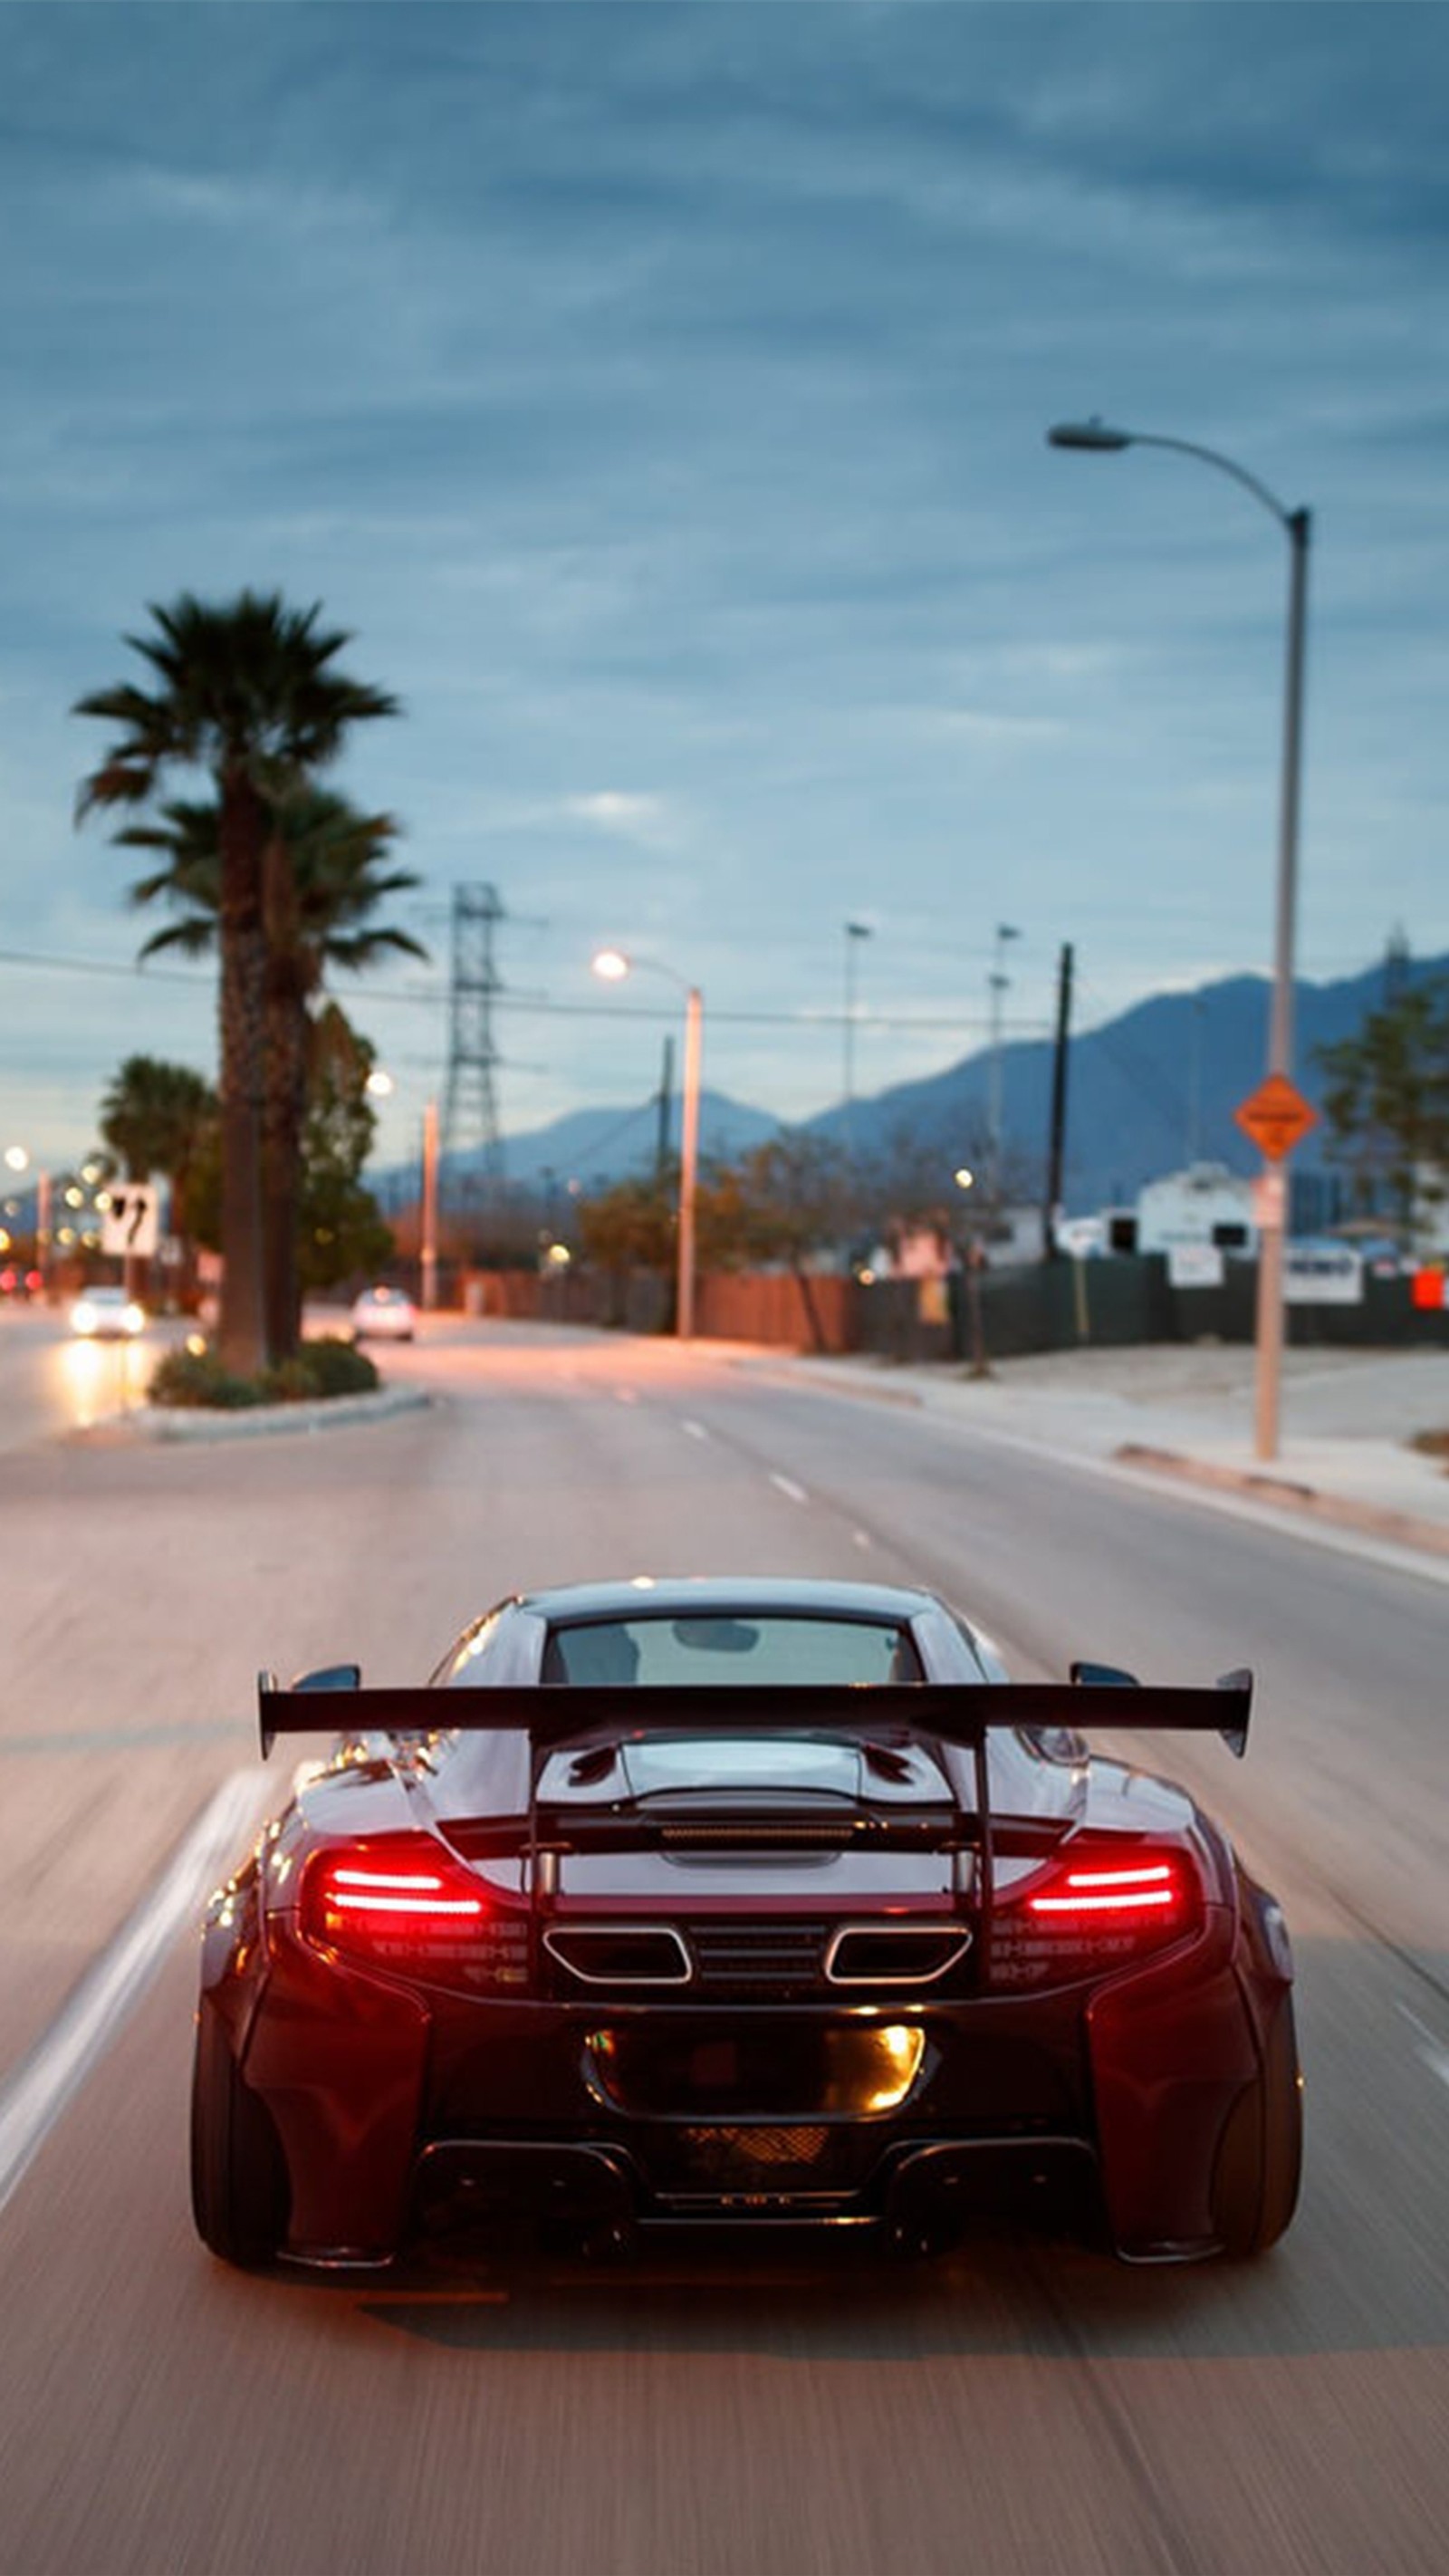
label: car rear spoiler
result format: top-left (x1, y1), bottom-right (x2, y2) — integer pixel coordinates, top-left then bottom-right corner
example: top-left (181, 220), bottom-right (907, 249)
top-left (256, 1671), bottom-right (1252, 1764)
top-left (258, 1670), bottom-right (1251, 1948)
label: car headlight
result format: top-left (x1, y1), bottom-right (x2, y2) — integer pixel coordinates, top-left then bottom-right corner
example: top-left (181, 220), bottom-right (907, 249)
top-left (72, 1302), bottom-right (96, 1334)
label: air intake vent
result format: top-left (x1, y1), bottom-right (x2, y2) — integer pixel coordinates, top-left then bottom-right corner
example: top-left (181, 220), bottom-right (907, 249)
top-left (688, 1921), bottom-right (829, 1992)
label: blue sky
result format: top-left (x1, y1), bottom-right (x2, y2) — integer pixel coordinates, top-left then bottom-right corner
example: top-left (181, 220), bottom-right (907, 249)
top-left (1, 1), bottom-right (1445, 1178)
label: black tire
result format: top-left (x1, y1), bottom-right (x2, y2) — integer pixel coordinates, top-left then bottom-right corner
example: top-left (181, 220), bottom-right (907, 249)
top-left (1211, 1993), bottom-right (1302, 2256)
top-left (189, 2007), bottom-right (288, 2269)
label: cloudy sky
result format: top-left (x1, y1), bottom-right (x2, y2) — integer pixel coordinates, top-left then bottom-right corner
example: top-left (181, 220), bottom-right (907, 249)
top-left (1, 1), bottom-right (1444, 1178)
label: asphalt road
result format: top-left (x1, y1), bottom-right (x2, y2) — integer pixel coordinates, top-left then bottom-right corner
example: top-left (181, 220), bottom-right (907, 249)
top-left (1, 1321), bottom-right (1445, 2576)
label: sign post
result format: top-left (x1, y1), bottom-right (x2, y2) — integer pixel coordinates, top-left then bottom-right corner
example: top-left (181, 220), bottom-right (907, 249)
top-left (1233, 1077), bottom-right (1317, 1459)
top-left (100, 1186), bottom-right (159, 1261)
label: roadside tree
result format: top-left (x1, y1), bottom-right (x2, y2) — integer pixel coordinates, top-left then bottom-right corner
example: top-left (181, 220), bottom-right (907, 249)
top-left (75, 591), bottom-right (398, 1372)
top-left (116, 785), bottom-right (422, 1354)
top-left (1316, 976), bottom-right (1449, 1243)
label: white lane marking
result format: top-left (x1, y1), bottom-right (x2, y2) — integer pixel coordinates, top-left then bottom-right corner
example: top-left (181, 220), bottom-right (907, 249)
top-left (852, 1529), bottom-right (873, 1551)
top-left (1396, 2002), bottom-right (1449, 2096)
top-left (682, 1419), bottom-right (710, 1441)
top-left (0, 1764), bottom-right (271, 2219)
top-left (770, 1474), bottom-right (808, 1504)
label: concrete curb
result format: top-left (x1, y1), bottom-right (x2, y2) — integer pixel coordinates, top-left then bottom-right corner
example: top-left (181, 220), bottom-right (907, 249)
top-left (1112, 1442), bottom-right (1449, 1561)
top-left (71, 1385), bottom-right (431, 1444)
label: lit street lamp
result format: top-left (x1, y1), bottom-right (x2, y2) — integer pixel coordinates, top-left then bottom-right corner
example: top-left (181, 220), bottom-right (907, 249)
top-left (592, 948), bottom-right (704, 1340)
top-left (1048, 417), bottom-right (1311, 1461)
top-left (4, 1144), bottom-right (50, 1289)
top-left (953, 1165), bottom-right (990, 1379)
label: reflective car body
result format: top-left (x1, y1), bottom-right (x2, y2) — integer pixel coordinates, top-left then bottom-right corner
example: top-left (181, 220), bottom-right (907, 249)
top-left (71, 1285), bottom-right (146, 1339)
top-left (350, 1284), bottom-right (417, 1342)
top-left (193, 1578), bottom-right (1301, 2273)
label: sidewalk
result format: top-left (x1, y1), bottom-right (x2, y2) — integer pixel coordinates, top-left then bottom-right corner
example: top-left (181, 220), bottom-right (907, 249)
top-left (767, 1343), bottom-right (1449, 1564)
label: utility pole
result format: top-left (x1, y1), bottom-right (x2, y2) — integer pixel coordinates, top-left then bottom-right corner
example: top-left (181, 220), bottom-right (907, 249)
top-left (420, 1101), bottom-right (438, 1311)
top-left (440, 884), bottom-right (506, 1207)
top-left (987, 922), bottom-right (1022, 1206)
top-left (843, 919), bottom-right (872, 1158)
top-left (655, 1033), bottom-right (676, 1182)
top-left (1043, 943), bottom-right (1074, 1258)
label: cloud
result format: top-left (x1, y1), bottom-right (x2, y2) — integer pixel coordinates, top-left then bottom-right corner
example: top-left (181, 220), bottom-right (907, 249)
top-left (562, 792), bottom-right (677, 847)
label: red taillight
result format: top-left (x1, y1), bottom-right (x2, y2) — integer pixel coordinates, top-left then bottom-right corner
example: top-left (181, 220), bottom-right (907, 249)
top-left (993, 1843), bottom-right (1201, 1990)
top-left (1028, 1860), bottom-right (1181, 1918)
top-left (298, 1835), bottom-right (528, 1993)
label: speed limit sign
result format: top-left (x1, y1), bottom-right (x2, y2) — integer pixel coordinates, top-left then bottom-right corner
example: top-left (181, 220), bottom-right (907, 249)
top-left (101, 1185), bottom-right (159, 1258)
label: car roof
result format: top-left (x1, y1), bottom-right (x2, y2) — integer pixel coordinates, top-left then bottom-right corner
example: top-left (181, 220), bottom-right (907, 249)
top-left (512, 1575), bottom-right (943, 1625)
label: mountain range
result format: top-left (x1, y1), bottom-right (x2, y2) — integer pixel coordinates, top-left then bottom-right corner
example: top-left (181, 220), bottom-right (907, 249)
top-left (412, 948), bottom-right (1436, 1218)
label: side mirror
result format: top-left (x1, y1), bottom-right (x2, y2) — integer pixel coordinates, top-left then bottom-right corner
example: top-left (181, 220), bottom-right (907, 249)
top-left (1069, 1659), bottom-right (1140, 1690)
top-left (291, 1662), bottom-right (362, 1693)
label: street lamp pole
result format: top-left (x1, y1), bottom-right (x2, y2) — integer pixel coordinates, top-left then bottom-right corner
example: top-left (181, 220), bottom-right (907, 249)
top-left (842, 919), bottom-right (872, 1156)
top-left (420, 1099), bottom-right (439, 1312)
top-left (987, 922), bottom-right (1021, 1208)
top-left (1047, 418), bottom-right (1311, 1461)
top-left (593, 949), bottom-right (704, 1341)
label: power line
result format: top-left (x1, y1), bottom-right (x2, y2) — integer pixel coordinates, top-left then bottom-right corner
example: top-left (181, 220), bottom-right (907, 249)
top-left (0, 942), bottom-right (1047, 1037)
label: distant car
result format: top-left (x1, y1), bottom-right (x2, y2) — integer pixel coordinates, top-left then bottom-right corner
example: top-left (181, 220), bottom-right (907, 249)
top-left (192, 1576), bottom-right (1300, 2275)
top-left (70, 1286), bottom-right (146, 1339)
top-left (350, 1285), bottom-right (417, 1343)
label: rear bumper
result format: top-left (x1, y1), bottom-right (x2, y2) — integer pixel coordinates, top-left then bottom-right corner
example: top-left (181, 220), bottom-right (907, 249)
top-left (235, 1918), bottom-right (1267, 2267)
top-left (408, 2131), bottom-right (1100, 2250)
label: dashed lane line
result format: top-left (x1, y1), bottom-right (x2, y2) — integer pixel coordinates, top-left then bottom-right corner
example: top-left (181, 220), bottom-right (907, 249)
top-left (1396, 2002), bottom-right (1449, 2097)
top-left (770, 1473), bottom-right (809, 1504)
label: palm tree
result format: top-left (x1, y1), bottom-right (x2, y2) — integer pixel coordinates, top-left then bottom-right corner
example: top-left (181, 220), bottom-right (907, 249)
top-left (75, 592), bottom-right (398, 1372)
top-left (98, 1055), bottom-right (216, 1302)
top-left (118, 788), bottom-right (425, 1353)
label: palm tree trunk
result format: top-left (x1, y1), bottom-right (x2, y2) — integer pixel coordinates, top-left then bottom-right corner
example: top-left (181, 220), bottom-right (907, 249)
top-left (216, 772), bottom-right (268, 1374)
top-left (262, 977), bottom-right (308, 1361)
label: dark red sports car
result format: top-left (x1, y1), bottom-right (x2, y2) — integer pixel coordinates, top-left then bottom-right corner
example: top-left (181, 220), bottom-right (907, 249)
top-left (192, 1577), bottom-right (1301, 2272)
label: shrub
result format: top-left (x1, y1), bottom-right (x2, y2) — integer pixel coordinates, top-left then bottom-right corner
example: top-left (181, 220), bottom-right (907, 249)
top-left (149, 1348), bottom-right (264, 1409)
top-left (149, 1335), bottom-right (380, 1410)
top-left (299, 1335), bottom-right (379, 1397)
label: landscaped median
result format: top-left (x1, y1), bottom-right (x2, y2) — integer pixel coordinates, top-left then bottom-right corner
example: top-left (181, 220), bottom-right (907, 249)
top-left (149, 1334), bottom-right (379, 1411)
top-left (76, 1333), bottom-right (430, 1442)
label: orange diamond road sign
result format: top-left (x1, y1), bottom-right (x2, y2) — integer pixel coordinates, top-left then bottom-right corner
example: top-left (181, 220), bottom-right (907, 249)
top-left (1233, 1072), bottom-right (1318, 1161)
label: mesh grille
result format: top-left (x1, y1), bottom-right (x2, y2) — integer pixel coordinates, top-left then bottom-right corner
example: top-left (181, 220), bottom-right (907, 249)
top-left (687, 1921), bottom-right (829, 1993)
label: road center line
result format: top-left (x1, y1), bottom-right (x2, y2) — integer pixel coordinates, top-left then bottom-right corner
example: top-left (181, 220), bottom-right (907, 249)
top-left (0, 1764), bottom-right (270, 2220)
top-left (682, 1419), bottom-right (710, 1441)
top-left (1396, 2001), bottom-right (1449, 2095)
top-left (770, 1473), bottom-right (808, 1504)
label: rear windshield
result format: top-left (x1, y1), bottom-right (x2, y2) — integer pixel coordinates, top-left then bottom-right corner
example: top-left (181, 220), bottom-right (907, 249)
top-left (540, 1614), bottom-right (922, 1688)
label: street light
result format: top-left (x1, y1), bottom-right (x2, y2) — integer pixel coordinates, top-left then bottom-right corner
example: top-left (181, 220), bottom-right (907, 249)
top-left (592, 947), bottom-right (704, 1340)
top-left (1047, 417), bottom-right (1311, 1461)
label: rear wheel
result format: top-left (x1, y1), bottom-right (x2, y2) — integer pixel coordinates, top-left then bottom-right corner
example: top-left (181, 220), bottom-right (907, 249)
top-left (1212, 1994), bottom-right (1302, 2256)
top-left (190, 2009), bottom-right (288, 2268)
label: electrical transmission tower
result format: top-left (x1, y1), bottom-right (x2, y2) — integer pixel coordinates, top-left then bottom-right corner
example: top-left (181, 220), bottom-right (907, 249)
top-left (440, 884), bottom-right (505, 1196)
